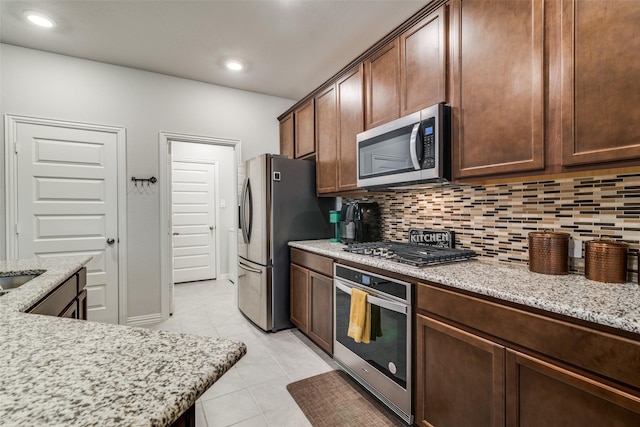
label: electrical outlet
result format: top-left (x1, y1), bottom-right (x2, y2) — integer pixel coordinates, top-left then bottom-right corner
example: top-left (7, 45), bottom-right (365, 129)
top-left (570, 239), bottom-right (583, 258)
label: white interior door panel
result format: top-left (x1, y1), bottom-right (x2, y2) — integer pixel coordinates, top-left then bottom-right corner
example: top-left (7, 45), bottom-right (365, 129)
top-left (172, 161), bottom-right (217, 283)
top-left (14, 121), bottom-right (120, 324)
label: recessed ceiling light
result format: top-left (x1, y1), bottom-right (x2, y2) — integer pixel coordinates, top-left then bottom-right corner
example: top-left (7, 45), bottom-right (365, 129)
top-left (24, 11), bottom-right (56, 28)
top-left (225, 60), bottom-right (244, 72)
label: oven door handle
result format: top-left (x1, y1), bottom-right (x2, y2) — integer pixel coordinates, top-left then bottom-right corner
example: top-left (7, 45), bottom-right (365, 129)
top-left (335, 281), bottom-right (408, 315)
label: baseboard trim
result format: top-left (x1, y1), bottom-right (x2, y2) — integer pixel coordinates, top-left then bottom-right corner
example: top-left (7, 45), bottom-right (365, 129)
top-left (127, 313), bottom-right (163, 326)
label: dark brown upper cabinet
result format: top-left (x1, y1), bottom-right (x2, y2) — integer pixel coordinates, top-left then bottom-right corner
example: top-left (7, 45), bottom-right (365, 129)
top-left (451, 0), bottom-right (545, 180)
top-left (336, 64), bottom-right (364, 192)
top-left (294, 99), bottom-right (315, 158)
top-left (560, 0), bottom-right (640, 167)
top-left (279, 112), bottom-right (294, 159)
top-left (400, 4), bottom-right (448, 116)
top-left (364, 39), bottom-right (401, 130)
top-left (315, 65), bottom-right (363, 195)
top-left (364, 5), bottom-right (448, 130)
top-left (315, 85), bottom-right (338, 194)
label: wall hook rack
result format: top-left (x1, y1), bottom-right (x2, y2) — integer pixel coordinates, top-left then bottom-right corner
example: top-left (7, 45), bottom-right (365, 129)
top-left (131, 176), bottom-right (157, 186)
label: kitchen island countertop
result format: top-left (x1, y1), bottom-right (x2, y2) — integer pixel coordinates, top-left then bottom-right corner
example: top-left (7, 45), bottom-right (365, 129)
top-left (0, 257), bottom-right (246, 426)
top-left (289, 240), bottom-right (640, 335)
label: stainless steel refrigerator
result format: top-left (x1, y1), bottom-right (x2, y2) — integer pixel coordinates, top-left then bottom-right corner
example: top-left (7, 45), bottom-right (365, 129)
top-left (237, 154), bottom-right (334, 332)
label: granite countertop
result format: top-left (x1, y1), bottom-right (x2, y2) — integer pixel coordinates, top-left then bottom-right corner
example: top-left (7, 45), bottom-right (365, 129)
top-left (0, 257), bottom-right (246, 426)
top-left (289, 240), bottom-right (640, 335)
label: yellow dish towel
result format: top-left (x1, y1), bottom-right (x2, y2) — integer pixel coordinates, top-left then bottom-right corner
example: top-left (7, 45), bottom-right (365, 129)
top-left (347, 288), bottom-right (371, 344)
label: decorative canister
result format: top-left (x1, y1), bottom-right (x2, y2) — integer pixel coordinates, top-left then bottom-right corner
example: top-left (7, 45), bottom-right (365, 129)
top-left (329, 210), bottom-right (341, 243)
top-left (585, 239), bottom-right (628, 283)
top-left (528, 230), bottom-right (570, 275)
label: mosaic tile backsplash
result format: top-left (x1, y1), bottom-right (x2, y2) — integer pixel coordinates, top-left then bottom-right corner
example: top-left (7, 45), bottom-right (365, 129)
top-left (346, 172), bottom-right (640, 280)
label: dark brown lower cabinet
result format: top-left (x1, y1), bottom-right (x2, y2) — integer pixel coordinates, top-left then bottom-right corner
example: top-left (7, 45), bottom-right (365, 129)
top-left (28, 267), bottom-right (87, 320)
top-left (415, 315), bottom-right (505, 427)
top-left (415, 282), bottom-right (640, 427)
top-left (506, 350), bottom-right (640, 427)
top-left (290, 264), bottom-right (310, 331)
top-left (307, 271), bottom-right (333, 353)
top-left (171, 404), bottom-right (195, 427)
top-left (290, 248), bottom-right (333, 355)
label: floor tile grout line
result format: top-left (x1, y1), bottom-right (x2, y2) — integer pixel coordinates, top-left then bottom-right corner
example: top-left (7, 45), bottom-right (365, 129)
top-left (155, 279), bottom-right (333, 427)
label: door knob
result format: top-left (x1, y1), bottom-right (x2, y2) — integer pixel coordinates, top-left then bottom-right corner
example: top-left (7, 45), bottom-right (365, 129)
top-left (172, 232), bottom-right (180, 236)
top-left (106, 238), bottom-right (115, 245)
top-left (209, 226), bottom-right (215, 230)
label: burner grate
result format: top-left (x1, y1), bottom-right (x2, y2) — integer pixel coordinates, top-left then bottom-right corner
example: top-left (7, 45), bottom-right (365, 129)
top-left (343, 241), bottom-right (477, 267)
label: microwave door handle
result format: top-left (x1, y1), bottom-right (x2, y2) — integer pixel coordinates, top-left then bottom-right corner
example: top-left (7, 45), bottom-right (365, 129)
top-left (409, 123), bottom-right (421, 170)
top-left (335, 281), bottom-right (408, 315)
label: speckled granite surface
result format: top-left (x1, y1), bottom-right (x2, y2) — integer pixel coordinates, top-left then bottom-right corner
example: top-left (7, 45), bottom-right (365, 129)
top-left (290, 240), bottom-right (640, 335)
top-left (0, 257), bottom-right (246, 426)
top-left (0, 256), bottom-right (92, 314)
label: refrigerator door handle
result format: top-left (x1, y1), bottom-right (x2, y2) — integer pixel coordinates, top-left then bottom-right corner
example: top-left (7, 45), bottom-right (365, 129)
top-left (238, 260), bottom-right (262, 274)
top-left (240, 177), bottom-right (253, 244)
top-left (240, 178), bottom-right (247, 243)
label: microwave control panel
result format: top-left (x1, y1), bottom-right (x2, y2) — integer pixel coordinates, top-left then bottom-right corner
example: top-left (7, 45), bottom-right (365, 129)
top-left (422, 117), bottom-right (436, 169)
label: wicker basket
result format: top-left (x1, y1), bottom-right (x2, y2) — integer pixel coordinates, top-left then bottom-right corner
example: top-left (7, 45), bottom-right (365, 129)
top-left (528, 230), bottom-right (570, 275)
top-left (585, 240), bottom-right (628, 283)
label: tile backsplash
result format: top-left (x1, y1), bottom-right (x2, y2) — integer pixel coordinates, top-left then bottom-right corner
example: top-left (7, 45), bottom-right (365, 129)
top-left (346, 172), bottom-right (640, 280)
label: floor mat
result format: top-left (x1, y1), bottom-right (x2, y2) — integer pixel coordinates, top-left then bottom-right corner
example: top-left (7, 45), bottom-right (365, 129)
top-left (286, 370), bottom-right (407, 426)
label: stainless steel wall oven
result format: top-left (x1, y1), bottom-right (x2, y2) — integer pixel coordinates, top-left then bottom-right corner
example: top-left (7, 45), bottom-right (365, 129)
top-left (333, 263), bottom-right (413, 424)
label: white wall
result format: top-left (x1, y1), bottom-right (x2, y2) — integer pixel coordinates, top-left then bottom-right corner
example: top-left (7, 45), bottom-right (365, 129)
top-left (172, 141), bottom-right (237, 283)
top-left (0, 44), bottom-right (295, 320)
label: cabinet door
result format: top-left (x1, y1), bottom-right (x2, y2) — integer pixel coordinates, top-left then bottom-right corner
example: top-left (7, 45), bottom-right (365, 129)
top-left (451, 0), bottom-right (545, 179)
top-left (290, 264), bottom-right (309, 332)
top-left (506, 350), bottom-right (640, 426)
top-left (60, 300), bottom-right (78, 319)
top-left (364, 39), bottom-right (401, 129)
top-left (337, 64), bottom-right (364, 192)
top-left (416, 315), bottom-right (505, 427)
top-left (78, 288), bottom-right (88, 320)
top-left (308, 271), bottom-right (333, 355)
top-left (560, 0), bottom-right (640, 166)
top-left (400, 4), bottom-right (448, 116)
top-left (279, 113), bottom-right (294, 159)
top-left (315, 85), bottom-right (338, 194)
top-left (295, 99), bottom-right (315, 158)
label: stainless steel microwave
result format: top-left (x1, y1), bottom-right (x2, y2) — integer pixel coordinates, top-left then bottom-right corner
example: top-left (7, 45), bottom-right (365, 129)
top-left (357, 102), bottom-right (450, 189)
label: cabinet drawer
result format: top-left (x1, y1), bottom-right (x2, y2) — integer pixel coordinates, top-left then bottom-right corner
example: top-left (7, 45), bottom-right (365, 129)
top-left (417, 282), bottom-right (640, 390)
top-left (290, 248), bottom-right (333, 276)
top-left (29, 274), bottom-right (78, 317)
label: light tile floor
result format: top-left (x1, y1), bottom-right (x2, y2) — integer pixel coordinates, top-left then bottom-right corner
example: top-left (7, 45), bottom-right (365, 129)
top-left (145, 279), bottom-right (338, 427)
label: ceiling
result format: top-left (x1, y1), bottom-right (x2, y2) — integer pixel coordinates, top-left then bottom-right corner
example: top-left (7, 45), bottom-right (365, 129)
top-left (0, 0), bottom-right (427, 101)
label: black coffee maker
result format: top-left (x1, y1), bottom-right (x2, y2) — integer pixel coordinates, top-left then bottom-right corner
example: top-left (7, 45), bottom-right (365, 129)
top-left (339, 202), bottom-right (382, 243)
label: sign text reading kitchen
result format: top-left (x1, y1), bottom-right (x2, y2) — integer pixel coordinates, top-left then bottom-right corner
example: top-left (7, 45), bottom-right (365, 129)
top-left (409, 229), bottom-right (455, 248)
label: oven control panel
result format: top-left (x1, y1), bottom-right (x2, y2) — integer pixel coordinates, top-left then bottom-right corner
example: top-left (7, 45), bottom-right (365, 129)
top-left (334, 264), bottom-right (410, 303)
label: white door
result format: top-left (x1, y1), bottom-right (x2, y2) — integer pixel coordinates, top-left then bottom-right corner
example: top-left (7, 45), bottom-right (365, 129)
top-left (172, 161), bottom-right (217, 283)
top-left (13, 120), bottom-right (120, 324)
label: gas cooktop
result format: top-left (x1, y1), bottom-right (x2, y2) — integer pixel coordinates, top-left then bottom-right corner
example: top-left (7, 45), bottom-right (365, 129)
top-left (343, 241), bottom-right (477, 267)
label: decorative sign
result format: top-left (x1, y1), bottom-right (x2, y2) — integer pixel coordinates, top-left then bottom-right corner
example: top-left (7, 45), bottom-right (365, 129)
top-left (409, 229), bottom-right (455, 248)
